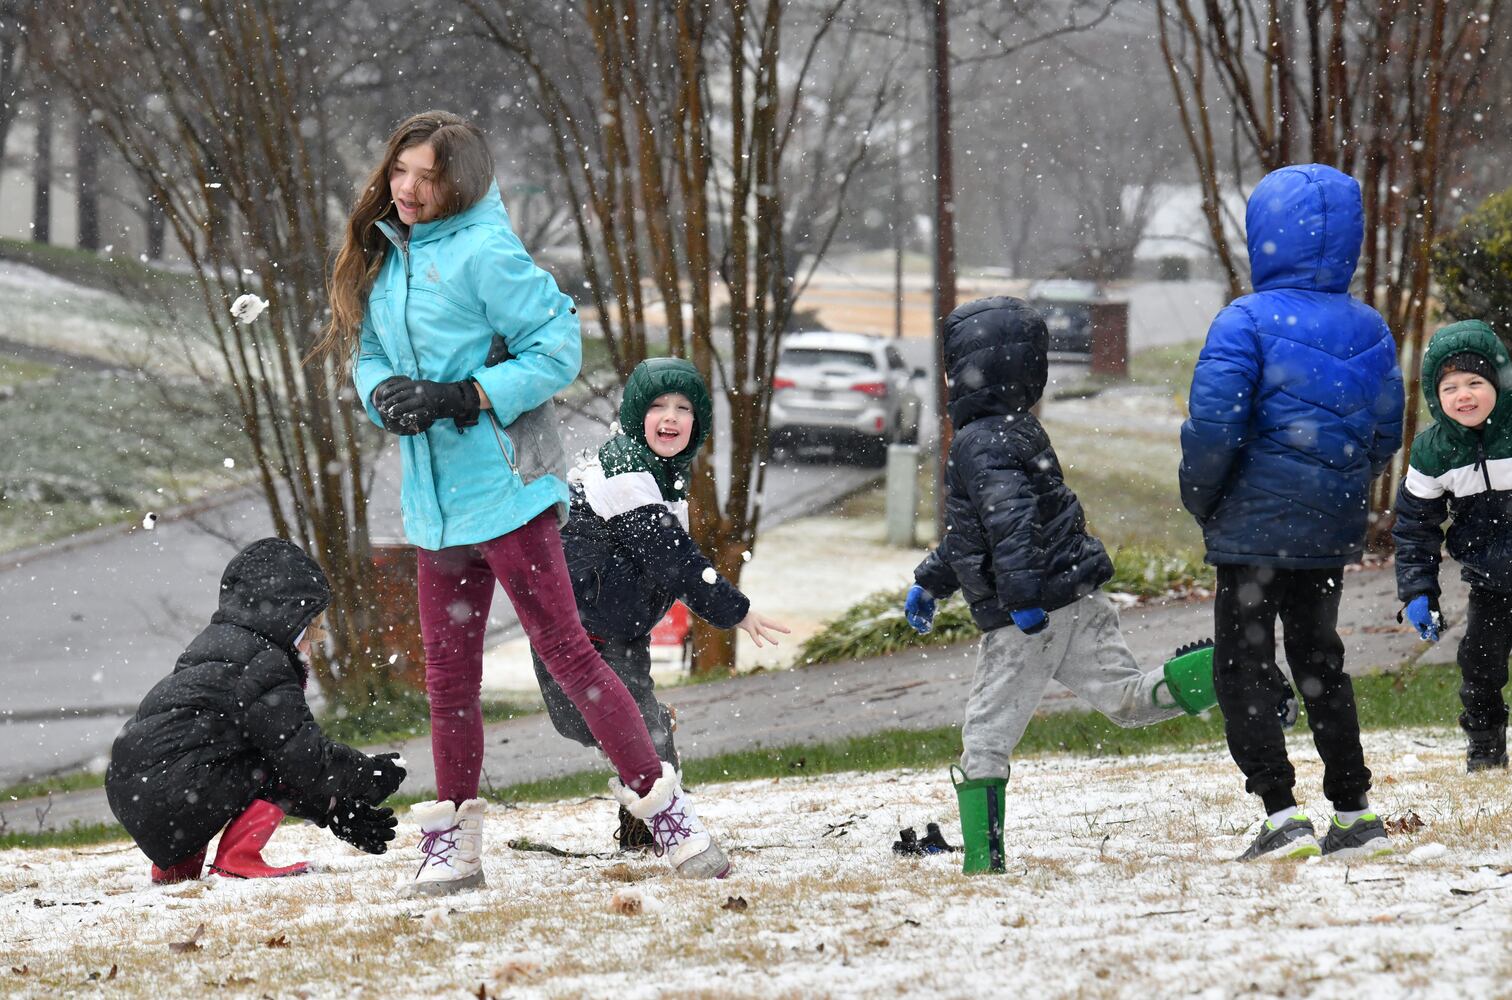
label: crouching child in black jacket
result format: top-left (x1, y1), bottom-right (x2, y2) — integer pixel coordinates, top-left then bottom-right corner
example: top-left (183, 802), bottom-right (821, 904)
top-left (105, 538), bottom-right (407, 883)
top-left (533, 358), bottom-right (788, 850)
top-left (903, 297), bottom-right (1215, 875)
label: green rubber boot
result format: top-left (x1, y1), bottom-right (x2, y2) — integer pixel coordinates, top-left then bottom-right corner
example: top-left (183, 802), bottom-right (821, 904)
top-left (1152, 640), bottom-right (1217, 715)
top-left (951, 765), bottom-right (1008, 875)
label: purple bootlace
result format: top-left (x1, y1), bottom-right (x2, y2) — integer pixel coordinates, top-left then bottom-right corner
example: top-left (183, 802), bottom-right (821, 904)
top-left (416, 822), bottom-right (462, 877)
top-left (649, 797), bottom-right (695, 858)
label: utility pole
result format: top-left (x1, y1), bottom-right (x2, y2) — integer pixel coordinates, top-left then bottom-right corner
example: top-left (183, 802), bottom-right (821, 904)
top-left (929, 0), bottom-right (956, 536)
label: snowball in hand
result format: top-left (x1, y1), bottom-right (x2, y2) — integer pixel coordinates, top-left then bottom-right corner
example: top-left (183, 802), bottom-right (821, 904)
top-left (230, 293), bottom-right (269, 325)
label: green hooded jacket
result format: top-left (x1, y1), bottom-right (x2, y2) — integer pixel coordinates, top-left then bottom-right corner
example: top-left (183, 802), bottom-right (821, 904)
top-left (1393, 319), bottom-right (1512, 599)
top-left (557, 357), bottom-right (750, 641)
top-left (597, 358), bottom-right (715, 502)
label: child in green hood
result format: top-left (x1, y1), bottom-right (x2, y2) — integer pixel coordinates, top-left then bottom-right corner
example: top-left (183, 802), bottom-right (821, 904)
top-left (533, 357), bottom-right (789, 851)
top-left (1393, 319), bottom-right (1512, 771)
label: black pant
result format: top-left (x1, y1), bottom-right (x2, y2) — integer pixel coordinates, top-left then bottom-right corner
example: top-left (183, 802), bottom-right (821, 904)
top-left (1213, 564), bottom-right (1370, 812)
top-left (532, 635), bottom-right (680, 767)
top-left (1459, 587), bottom-right (1512, 733)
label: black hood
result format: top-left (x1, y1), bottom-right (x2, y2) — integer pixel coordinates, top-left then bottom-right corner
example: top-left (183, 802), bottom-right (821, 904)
top-left (944, 297), bottom-right (1048, 428)
top-left (211, 538), bottom-right (331, 648)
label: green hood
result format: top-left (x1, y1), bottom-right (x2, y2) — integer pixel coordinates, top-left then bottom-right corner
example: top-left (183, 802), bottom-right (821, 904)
top-left (1410, 319), bottom-right (1512, 477)
top-left (598, 357), bottom-right (713, 501)
top-left (1421, 320), bottom-right (1512, 431)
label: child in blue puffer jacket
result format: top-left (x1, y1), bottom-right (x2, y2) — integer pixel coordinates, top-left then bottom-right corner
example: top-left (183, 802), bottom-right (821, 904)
top-left (1180, 163), bottom-right (1405, 862)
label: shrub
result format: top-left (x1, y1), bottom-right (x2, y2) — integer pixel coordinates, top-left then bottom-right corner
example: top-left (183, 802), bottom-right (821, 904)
top-left (1433, 187), bottom-right (1512, 346)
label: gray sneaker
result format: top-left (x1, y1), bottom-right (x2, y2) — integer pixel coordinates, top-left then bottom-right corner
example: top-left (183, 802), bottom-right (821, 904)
top-left (1235, 814), bottom-right (1321, 861)
top-left (1320, 814), bottom-right (1392, 860)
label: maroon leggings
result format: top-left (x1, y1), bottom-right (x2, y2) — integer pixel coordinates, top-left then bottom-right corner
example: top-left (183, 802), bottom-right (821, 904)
top-left (416, 511), bottom-right (661, 803)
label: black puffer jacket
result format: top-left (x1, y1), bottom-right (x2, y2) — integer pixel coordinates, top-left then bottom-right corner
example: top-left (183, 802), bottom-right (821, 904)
top-left (105, 539), bottom-right (387, 868)
top-left (913, 297), bottom-right (1113, 629)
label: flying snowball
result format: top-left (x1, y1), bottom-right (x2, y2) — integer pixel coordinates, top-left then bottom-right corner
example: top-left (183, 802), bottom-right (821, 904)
top-left (701, 567), bottom-right (718, 585)
top-left (223, 457), bottom-right (236, 469)
top-left (230, 293), bottom-right (269, 325)
top-left (142, 512), bottom-right (158, 530)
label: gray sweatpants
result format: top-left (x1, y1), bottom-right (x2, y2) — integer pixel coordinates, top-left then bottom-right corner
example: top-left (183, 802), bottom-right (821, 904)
top-left (532, 635), bottom-right (680, 768)
top-left (960, 590), bottom-right (1183, 780)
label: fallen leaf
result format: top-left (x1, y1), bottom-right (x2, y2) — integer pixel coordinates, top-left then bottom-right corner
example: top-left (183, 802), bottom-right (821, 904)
top-left (266, 934), bottom-right (289, 948)
top-left (169, 923), bottom-right (206, 954)
top-left (474, 984), bottom-right (490, 1000)
top-left (11, 965), bottom-right (27, 976)
top-left (221, 976), bottom-right (254, 987)
top-left (31, 899), bottom-right (54, 909)
top-left (721, 895), bottom-right (749, 912)
top-left (106, 964), bottom-right (117, 981)
top-left (609, 890), bottom-right (643, 916)
top-left (492, 958), bottom-right (542, 985)
top-left (1386, 812), bottom-right (1426, 836)
top-left (1371, 914), bottom-right (1396, 923)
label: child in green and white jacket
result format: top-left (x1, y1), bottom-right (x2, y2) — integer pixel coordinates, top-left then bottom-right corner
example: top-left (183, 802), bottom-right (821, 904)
top-left (1393, 319), bottom-right (1512, 772)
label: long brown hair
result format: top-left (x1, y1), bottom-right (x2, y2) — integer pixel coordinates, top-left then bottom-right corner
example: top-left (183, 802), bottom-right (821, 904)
top-left (308, 111), bottom-right (496, 367)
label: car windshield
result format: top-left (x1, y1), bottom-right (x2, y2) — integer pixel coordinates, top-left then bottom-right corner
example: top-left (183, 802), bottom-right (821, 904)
top-left (780, 348), bottom-right (877, 370)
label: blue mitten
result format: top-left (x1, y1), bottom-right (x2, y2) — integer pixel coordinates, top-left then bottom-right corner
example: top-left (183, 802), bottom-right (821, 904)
top-left (904, 585), bottom-right (936, 634)
top-left (1401, 595), bottom-right (1442, 642)
top-left (1011, 607), bottom-right (1048, 635)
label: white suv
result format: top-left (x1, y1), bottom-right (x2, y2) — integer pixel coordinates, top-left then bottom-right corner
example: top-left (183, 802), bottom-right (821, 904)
top-left (768, 331), bottom-right (923, 465)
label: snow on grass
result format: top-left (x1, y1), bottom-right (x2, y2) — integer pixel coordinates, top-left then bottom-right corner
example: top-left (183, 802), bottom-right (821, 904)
top-left (4, 729), bottom-right (1511, 998)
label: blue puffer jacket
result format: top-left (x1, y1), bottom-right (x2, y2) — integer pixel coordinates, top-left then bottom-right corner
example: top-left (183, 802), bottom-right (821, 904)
top-left (353, 182), bottom-right (579, 550)
top-left (1179, 164), bottom-right (1405, 567)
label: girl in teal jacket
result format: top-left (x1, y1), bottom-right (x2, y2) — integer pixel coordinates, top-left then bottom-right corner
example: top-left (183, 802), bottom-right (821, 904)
top-left (313, 112), bottom-right (730, 892)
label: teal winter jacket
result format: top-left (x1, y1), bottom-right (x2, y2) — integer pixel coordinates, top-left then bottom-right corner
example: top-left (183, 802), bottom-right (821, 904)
top-left (353, 182), bottom-right (578, 550)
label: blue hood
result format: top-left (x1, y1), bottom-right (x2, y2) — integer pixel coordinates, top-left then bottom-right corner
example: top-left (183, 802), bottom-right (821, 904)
top-left (1246, 164), bottom-right (1363, 294)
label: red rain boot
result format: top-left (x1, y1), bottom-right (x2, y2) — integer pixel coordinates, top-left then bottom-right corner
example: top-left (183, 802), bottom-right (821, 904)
top-left (151, 848), bottom-right (206, 884)
top-left (209, 800), bottom-right (309, 878)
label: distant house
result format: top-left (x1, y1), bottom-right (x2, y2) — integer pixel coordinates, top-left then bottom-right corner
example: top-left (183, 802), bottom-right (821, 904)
top-left (1130, 182), bottom-right (1248, 284)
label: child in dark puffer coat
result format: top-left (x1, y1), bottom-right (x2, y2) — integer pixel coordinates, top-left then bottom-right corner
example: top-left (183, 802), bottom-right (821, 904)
top-left (533, 358), bottom-right (788, 854)
top-left (1393, 320), bottom-right (1512, 772)
top-left (105, 538), bottom-right (407, 883)
top-left (904, 296), bottom-right (1217, 875)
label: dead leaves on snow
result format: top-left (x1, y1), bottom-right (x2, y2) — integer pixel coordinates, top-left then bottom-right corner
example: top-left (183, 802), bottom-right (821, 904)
top-left (608, 889), bottom-right (644, 915)
top-left (168, 923), bottom-right (205, 953)
top-left (721, 895), bottom-right (750, 912)
top-left (1386, 812), bottom-right (1426, 836)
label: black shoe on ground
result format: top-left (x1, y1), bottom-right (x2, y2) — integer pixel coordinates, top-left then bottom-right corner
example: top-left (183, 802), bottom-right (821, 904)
top-left (614, 805), bottom-right (656, 852)
top-left (1466, 727), bottom-right (1509, 773)
top-left (1320, 814), bottom-right (1392, 860)
top-left (1235, 815), bottom-right (1320, 862)
top-left (918, 822), bottom-right (959, 854)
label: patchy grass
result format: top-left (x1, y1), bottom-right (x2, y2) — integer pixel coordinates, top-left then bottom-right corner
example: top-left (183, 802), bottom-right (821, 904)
top-left (4, 730), bottom-right (1507, 998)
top-left (0, 370), bottom-right (255, 552)
top-left (3, 664), bottom-right (1468, 852)
top-left (317, 689), bottom-right (539, 747)
top-left (0, 356), bottom-right (56, 388)
top-left (0, 236), bottom-right (196, 305)
top-left (1127, 340), bottom-right (1203, 396)
top-left (0, 769), bottom-right (107, 804)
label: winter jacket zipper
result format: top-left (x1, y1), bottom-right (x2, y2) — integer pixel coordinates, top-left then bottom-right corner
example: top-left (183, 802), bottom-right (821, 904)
top-left (1477, 435), bottom-right (1491, 492)
top-left (488, 412), bottom-right (517, 474)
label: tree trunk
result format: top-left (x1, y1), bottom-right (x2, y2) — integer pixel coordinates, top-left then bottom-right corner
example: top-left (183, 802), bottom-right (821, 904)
top-left (31, 97), bottom-right (49, 243)
top-left (74, 106), bottom-right (99, 251)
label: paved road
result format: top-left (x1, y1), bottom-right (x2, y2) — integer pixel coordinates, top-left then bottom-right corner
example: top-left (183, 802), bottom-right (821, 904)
top-left (0, 337), bottom-right (940, 788)
top-left (10, 560), bottom-right (1469, 834)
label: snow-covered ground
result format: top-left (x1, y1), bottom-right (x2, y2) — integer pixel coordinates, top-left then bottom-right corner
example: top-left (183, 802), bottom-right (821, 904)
top-left (6, 729), bottom-right (1510, 998)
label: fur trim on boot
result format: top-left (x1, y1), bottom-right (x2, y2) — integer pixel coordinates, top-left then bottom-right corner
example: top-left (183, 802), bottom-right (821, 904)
top-left (610, 763), bottom-right (730, 879)
top-left (400, 798), bottom-right (485, 898)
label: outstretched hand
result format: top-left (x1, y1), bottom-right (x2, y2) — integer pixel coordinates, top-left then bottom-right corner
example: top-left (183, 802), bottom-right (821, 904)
top-left (363, 752), bottom-right (407, 804)
top-left (737, 611), bottom-right (791, 648)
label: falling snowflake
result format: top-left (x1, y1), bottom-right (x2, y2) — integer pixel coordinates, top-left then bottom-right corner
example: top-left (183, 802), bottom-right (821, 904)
top-left (701, 567), bottom-right (718, 585)
top-left (230, 293), bottom-right (269, 325)
top-left (142, 512), bottom-right (158, 530)
top-left (223, 457), bottom-right (236, 469)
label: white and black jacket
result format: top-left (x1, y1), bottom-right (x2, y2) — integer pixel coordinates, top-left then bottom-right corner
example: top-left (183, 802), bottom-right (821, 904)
top-left (562, 462), bottom-right (750, 642)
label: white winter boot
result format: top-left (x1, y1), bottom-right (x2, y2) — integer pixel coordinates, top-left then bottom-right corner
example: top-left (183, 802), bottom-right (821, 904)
top-left (610, 762), bottom-right (730, 879)
top-left (400, 798), bottom-right (485, 897)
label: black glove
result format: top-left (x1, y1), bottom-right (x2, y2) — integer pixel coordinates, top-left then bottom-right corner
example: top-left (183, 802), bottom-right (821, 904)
top-left (370, 376), bottom-right (418, 435)
top-left (328, 801), bottom-right (398, 855)
top-left (361, 751), bottom-right (407, 804)
top-left (373, 377), bottom-right (480, 434)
